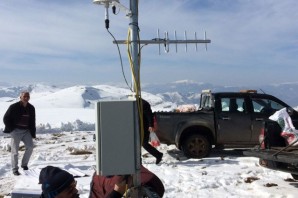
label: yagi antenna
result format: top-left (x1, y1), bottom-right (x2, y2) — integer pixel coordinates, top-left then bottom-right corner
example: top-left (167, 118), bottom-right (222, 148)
top-left (114, 29), bottom-right (211, 54)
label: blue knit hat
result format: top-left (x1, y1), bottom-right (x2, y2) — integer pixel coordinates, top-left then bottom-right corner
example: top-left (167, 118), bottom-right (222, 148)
top-left (39, 166), bottom-right (74, 198)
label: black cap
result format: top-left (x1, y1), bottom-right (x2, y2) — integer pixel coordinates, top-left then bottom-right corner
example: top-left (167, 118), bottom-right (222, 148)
top-left (39, 166), bottom-right (74, 198)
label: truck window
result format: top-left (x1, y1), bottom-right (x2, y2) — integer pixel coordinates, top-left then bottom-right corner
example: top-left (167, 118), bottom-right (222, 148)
top-left (251, 98), bottom-right (286, 114)
top-left (221, 98), bottom-right (245, 113)
top-left (200, 94), bottom-right (213, 109)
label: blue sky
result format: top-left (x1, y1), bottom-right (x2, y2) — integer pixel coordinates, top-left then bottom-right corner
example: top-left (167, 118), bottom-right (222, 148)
top-left (0, 0), bottom-right (297, 87)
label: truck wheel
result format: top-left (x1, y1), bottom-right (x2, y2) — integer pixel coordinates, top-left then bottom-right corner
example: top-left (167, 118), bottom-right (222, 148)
top-left (291, 174), bottom-right (298, 180)
top-left (181, 134), bottom-right (211, 158)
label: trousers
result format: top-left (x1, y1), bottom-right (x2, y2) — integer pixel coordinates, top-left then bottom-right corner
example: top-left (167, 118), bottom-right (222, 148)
top-left (10, 128), bottom-right (34, 172)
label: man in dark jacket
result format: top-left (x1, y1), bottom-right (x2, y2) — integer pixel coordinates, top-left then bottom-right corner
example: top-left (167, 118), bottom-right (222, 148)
top-left (3, 91), bottom-right (36, 176)
top-left (141, 99), bottom-right (163, 164)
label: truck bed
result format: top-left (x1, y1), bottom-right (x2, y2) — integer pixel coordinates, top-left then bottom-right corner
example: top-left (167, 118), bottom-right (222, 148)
top-left (244, 147), bottom-right (298, 164)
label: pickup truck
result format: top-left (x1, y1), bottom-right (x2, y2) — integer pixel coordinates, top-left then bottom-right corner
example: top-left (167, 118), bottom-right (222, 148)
top-left (154, 90), bottom-right (294, 159)
top-left (243, 112), bottom-right (298, 179)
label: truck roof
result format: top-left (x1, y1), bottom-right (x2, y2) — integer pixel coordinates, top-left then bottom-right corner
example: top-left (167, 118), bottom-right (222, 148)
top-left (203, 89), bottom-right (258, 94)
top-left (211, 91), bottom-right (277, 98)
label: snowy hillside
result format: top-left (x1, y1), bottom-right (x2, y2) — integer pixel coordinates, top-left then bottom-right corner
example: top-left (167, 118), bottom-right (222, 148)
top-left (1, 81), bottom-right (298, 133)
top-left (0, 84), bottom-right (176, 133)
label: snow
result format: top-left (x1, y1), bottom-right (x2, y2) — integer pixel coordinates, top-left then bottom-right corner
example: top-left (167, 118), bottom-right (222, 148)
top-left (0, 85), bottom-right (298, 197)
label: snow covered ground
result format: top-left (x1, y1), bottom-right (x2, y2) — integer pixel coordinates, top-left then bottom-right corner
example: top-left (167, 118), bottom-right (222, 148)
top-left (1, 131), bottom-right (297, 197)
top-left (0, 85), bottom-right (298, 197)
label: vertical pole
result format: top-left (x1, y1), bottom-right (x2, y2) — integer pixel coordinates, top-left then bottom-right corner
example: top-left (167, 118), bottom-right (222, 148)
top-left (130, 0), bottom-right (139, 88)
top-left (130, 0), bottom-right (142, 197)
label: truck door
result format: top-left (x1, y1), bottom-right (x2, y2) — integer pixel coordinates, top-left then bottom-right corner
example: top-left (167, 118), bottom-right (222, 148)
top-left (217, 97), bottom-right (252, 143)
top-left (250, 96), bottom-right (287, 144)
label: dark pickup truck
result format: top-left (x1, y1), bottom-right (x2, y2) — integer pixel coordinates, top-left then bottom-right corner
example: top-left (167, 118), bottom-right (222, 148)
top-left (154, 90), bottom-right (294, 159)
top-left (244, 111), bottom-right (298, 179)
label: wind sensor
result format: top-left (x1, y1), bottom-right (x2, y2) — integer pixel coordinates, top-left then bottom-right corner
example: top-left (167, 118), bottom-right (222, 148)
top-left (93, 0), bottom-right (131, 28)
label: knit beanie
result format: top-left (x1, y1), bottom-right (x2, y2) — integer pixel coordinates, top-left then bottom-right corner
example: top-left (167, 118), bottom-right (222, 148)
top-left (39, 166), bottom-right (75, 198)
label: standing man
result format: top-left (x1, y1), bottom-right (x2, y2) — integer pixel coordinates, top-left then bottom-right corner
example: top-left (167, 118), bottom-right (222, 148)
top-left (141, 99), bottom-right (163, 164)
top-left (3, 91), bottom-right (36, 176)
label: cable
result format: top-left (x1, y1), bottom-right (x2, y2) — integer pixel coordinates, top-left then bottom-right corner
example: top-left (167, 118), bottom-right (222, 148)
top-left (124, 183), bottom-right (128, 198)
top-left (102, 0), bottom-right (143, 145)
top-left (102, 2), bottom-right (131, 91)
top-left (106, 27), bottom-right (143, 145)
top-left (126, 24), bottom-right (144, 146)
top-left (106, 28), bottom-right (132, 92)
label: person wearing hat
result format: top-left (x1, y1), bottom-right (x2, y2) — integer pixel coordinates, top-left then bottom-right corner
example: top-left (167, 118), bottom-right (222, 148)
top-left (39, 166), bottom-right (79, 198)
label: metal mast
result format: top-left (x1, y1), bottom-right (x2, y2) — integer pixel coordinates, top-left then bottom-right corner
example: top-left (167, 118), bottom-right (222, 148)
top-left (93, 1), bottom-right (211, 197)
top-left (130, 0), bottom-right (140, 91)
top-left (129, 1), bottom-right (142, 197)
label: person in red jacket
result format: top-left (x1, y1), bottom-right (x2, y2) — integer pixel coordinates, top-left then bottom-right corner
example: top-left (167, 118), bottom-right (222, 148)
top-left (3, 91), bottom-right (36, 176)
top-left (89, 165), bottom-right (165, 198)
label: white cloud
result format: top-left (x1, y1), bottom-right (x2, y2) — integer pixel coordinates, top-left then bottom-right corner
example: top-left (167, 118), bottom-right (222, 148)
top-left (0, 0), bottom-right (298, 86)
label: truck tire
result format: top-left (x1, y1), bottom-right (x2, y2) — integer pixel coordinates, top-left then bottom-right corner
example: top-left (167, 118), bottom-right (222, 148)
top-left (291, 174), bottom-right (298, 180)
top-left (181, 134), bottom-right (211, 158)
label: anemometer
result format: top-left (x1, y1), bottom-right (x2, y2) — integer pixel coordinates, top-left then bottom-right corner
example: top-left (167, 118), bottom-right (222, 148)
top-left (93, 0), bottom-right (131, 29)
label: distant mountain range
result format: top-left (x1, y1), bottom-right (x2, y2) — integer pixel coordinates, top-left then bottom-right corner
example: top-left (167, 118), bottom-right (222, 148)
top-left (143, 80), bottom-right (298, 107)
top-left (1, 80), bottom-right (298, 107)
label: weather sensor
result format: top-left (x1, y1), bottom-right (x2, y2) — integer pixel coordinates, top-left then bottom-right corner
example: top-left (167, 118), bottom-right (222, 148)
top-left (93, 0), bottom-right (131, 17)
top-left (93, 0), bottom-right (119, 5)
